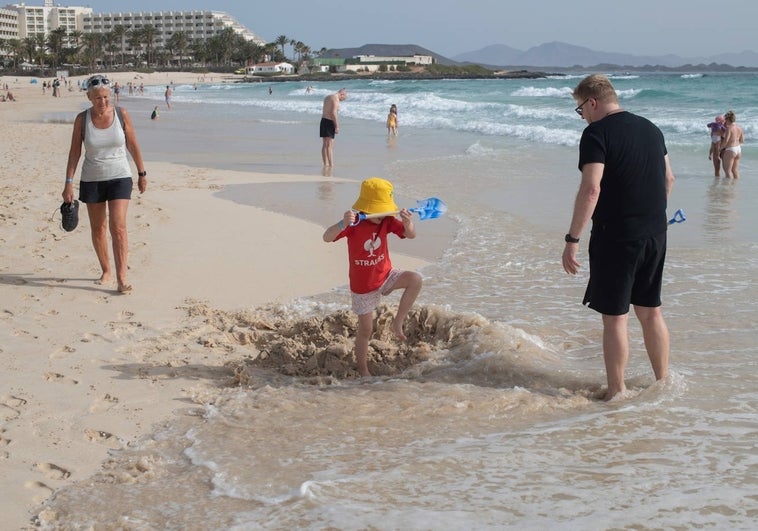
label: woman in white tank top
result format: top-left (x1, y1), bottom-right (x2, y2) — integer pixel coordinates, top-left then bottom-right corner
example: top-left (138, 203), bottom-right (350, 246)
top-left (62, 75), bottom-right (147, 294)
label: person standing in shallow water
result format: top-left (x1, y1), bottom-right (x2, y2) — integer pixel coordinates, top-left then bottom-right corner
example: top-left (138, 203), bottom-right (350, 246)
top-left (706, 115), bottom-right (725, 176)
top-left (720, 110), bottom-right (744, 179)
top-left (386, 104), bottom-right (398, 136)
top-left (322, 177), bottom-right (422, 377)
top-left (562, 74), bottom-right (675, 400)
top-left (319, 88), bottom-right (347, 167)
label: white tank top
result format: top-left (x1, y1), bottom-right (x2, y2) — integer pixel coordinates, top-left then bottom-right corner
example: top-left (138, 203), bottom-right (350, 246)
top-left (81, 108), bottom-right (132, 182)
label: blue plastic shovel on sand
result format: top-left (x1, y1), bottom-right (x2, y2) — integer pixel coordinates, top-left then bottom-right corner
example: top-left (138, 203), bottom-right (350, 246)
top-left (352, 197), bottom-right (448, 225)
top-left (668, 208), bottom-right (686, 225)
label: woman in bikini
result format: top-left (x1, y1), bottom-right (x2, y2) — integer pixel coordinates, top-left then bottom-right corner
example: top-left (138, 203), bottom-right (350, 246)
top-left (721, 110), bottom-right (744, 179)
top-left (707, 115), bottom-right (725, 176)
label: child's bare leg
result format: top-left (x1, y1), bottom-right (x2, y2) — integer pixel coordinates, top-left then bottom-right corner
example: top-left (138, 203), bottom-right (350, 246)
top-left (355, 312), bottom-right (374, 376)
top-left (388, 271), bottom-right (422, 340)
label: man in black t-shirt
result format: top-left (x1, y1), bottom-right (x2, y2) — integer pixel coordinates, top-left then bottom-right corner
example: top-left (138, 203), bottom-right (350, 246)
top-left (562, 74), bottom-right (676, 400)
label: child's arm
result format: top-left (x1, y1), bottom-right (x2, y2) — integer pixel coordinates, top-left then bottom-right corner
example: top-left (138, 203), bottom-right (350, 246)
top-left (323, 210), bottom-right (355, 242)
top-left (399, 209), bottom-right (416, 239)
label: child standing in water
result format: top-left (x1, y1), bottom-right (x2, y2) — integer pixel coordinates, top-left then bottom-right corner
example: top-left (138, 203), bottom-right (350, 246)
top-left (386, 104), bottom-right (398, 136)
top-left (322, 177), bottom-right (422, 376)
top-left (151, 106), bottom-right (159, 120)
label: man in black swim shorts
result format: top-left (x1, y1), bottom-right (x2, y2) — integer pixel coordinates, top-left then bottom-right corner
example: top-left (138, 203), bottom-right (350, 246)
top-left (320, 88), bottom-right (347, 167)
top-left (562, 74), bottom-right (676, 400)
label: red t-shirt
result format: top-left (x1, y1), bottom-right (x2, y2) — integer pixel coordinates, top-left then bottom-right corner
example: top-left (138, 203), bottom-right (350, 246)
top-left (335, 217), bottom-right (406, 294)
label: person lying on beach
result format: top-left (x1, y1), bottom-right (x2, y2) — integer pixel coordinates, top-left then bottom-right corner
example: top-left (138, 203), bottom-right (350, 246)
top-left (322, 177), bottom-right (423, 377)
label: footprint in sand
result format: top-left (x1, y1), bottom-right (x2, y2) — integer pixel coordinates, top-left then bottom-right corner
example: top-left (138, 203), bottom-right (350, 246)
top-left (24, 481), bottom-right (54, 504)
top-left (34, 462), bottom-right (71, 480)
top-left (88, 393), bottom-right (119, 413)
top-left (49, 344), bottom-right (77, 360)
top-left (44, 372), bottom-right (79, 385)
top-left (1, 394), bottom-right (27, 421)
top-left (84, 428), bottom-right (122, 449)
top-left (0, 429), bottom-right (10, 459)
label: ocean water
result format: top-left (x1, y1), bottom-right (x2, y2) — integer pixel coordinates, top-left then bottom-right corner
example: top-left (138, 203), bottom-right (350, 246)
top-left (40, 73), bottom-right (758, 529)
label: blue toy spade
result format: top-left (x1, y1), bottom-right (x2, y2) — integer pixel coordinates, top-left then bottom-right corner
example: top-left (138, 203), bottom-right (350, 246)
top-left (668, 208), bottom-right (686, 225)
top-left (352, 197), bottom-right (448, 225)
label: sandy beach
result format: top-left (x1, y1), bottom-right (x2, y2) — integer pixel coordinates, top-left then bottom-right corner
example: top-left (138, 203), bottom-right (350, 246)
top-left (0, 71), bottom-right (428, 528)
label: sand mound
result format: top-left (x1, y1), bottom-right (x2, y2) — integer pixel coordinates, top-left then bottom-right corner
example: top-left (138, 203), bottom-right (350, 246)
top-left (176, 301), bottom-right (485, 382)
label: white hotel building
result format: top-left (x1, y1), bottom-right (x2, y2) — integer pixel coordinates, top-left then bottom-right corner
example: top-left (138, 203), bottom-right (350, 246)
top-left (1, 2), bottom-right (264, 47)
top-left (82, 10), bottom-right (265, 48)
top-left (5, 0), bottom-right (91, 39)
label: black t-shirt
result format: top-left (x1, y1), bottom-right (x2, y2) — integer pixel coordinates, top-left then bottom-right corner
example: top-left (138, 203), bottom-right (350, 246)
top-left (578, 111), bottom-right (668, 240)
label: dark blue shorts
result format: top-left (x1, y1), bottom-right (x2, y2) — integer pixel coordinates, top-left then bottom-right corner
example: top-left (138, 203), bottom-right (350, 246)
top-left (79, 177), bottom-right (133, 203)
top-left (583, 231), bottom-right (667, 315)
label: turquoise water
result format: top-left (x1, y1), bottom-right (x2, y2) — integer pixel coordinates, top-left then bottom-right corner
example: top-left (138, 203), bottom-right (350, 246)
top-left (41, 74), bottom-right (758, 529)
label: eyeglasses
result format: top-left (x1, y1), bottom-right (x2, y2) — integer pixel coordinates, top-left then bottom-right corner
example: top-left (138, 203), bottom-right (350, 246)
top-left (574, 98), bottom-right (590, 116)
top-left (88, 77), bottom-right (110, 87)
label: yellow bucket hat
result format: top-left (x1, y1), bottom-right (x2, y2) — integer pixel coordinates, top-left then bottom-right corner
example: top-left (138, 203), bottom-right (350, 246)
top-left (352, 177), bottom-right (398, 214)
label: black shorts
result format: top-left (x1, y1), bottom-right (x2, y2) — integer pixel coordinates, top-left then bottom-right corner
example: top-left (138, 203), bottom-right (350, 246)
top-left (79, 177), bottom-right (133, 203)
top-left (583, 231), bottom-right (667, 315)
top-left (320, 117), bottom-right (336, 138)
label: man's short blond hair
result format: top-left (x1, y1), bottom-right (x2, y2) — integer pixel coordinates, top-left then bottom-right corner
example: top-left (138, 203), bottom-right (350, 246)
top-left (573, 74), bottom-right (619, 104)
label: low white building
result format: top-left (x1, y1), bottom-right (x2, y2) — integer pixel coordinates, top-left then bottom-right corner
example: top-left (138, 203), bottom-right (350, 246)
top-left (354, 54), bottom-right (433, 65)
top-left (246, 62), bottom-right (295, 75)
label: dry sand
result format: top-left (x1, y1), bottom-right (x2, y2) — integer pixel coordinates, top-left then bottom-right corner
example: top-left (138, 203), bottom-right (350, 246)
top-left (0, 71), bottom-right (428, 528)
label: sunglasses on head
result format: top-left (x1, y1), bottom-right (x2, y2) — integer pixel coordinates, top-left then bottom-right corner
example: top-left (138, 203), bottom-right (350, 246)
top-left (88, 77), bottom-right (110, 87)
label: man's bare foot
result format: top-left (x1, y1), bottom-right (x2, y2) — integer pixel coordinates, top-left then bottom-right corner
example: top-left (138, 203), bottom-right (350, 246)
top-left (391, 319), bottom-right (407, 341)
top-left (95, 273), bottom-right (112, 285)
top-left (117, 283), bottom-right (133, 294)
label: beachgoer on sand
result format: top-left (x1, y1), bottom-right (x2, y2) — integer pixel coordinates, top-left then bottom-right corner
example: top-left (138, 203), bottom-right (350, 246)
top-left (63, 74), bottom-right (148, 294)
top-left (322, 177), bottom-right (423, 377)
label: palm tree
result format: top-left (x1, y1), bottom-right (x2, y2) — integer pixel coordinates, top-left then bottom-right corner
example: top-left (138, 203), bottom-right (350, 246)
top-left (190, 40), bottom-right (208, 67)
top-left (140, 24), bottom-right (158, 67)
top-left (47, 27), bottom-right (67, 68)
top-left (112, 25), bottom-right (127, 67)
top-left (166, 31), bottom-right (190, 69)
top-left (101, 31), bottom-right (117, 68)
top-left (275, 35), bottom-right (288, 59)
top-left (5, 38), bottom-right (24, 68)
top-left (80, 32), bottom-right (103, 69)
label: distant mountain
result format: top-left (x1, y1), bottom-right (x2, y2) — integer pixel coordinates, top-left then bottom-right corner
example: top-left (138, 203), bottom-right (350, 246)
top-left (320, 43), bottom-right (459, 66)
top-left (454, 44), bottom-right (522, 66)
top-left (453, 41), bottom-right (758, 68)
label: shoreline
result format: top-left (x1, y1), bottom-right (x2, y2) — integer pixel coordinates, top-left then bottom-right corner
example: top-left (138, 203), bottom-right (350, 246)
top-left (0, 71), bottom-right (433, 528)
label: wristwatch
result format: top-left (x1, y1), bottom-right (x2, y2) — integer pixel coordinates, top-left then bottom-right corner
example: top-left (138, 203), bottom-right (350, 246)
top-left (564, 233), bottom-right (580, 243)
top-left (138, 170), bottom-right (147, 177)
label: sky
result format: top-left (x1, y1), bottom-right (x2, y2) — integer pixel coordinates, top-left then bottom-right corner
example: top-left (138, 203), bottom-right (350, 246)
top-left (78, 0), bottom-right (757, 59)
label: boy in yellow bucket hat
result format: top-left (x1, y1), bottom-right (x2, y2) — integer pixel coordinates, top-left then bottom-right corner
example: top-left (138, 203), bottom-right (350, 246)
top-left (323, 177), bottom-right (423, 376)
